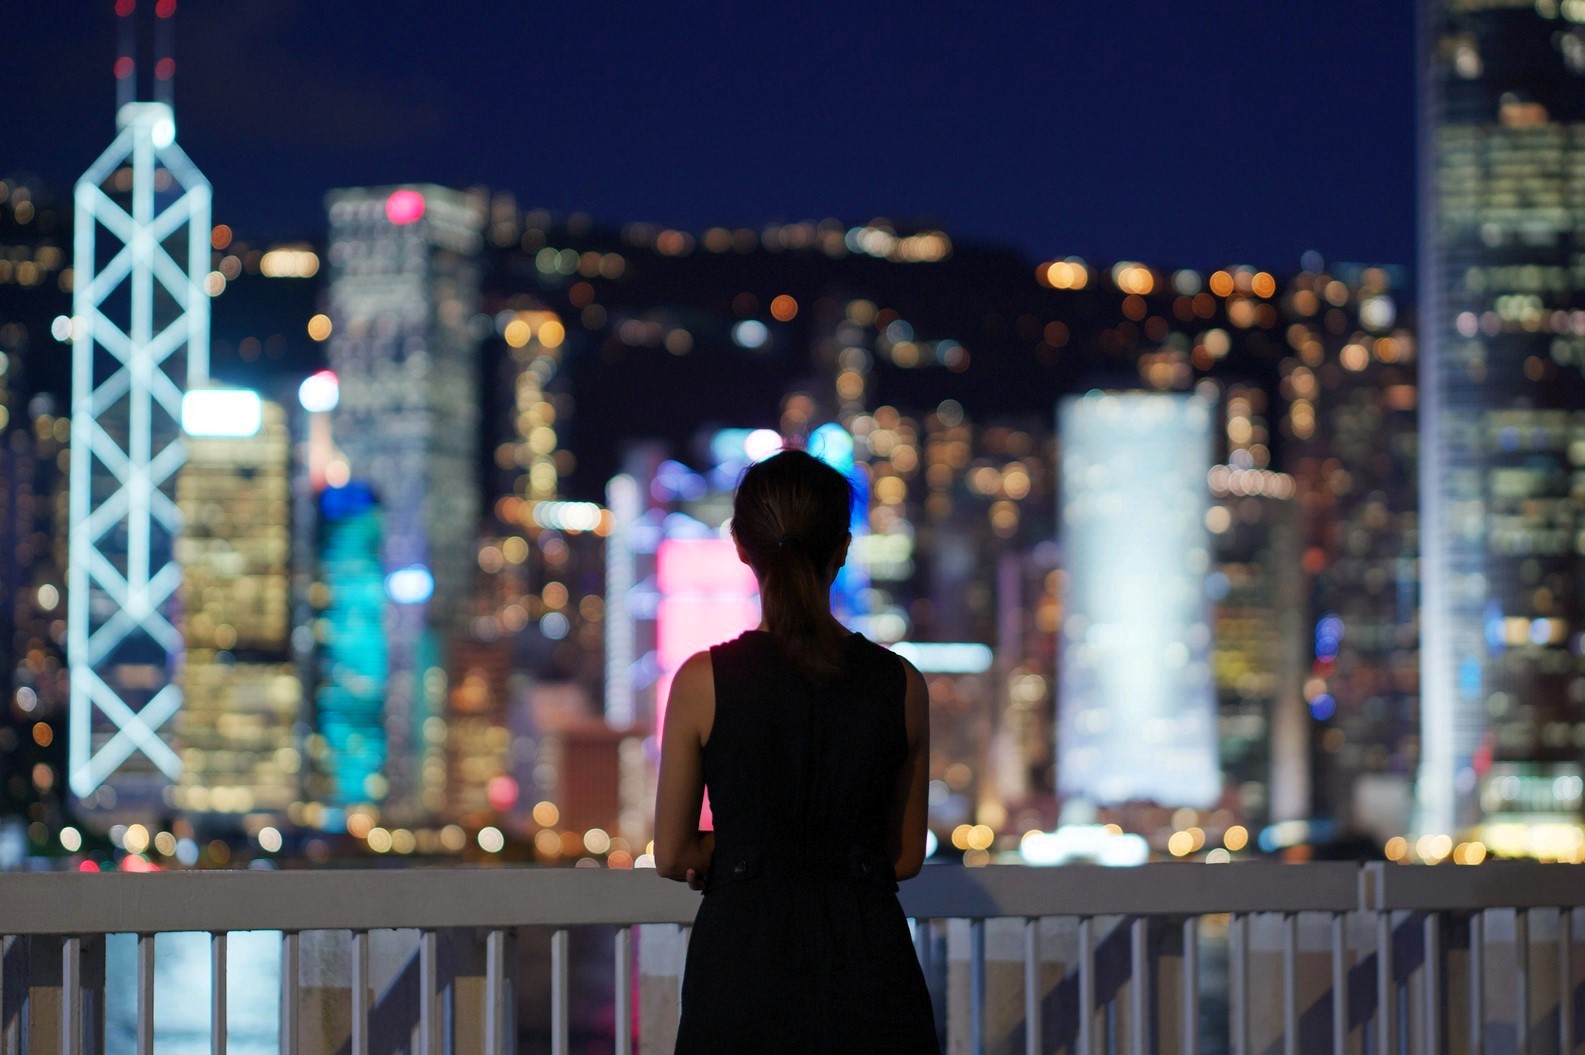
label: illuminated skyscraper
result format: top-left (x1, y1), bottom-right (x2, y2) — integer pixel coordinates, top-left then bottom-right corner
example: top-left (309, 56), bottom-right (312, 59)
top-left (67, 88), bottom-right (210, 814)
top-left (1418, 0), bottom-right (1585, 836)
top-left (1058, 392), bottom-right (1221, 809)
top-left (172, 390), bottom-right (301, 816)
top-left (324, 185), bottom-right (484, 817)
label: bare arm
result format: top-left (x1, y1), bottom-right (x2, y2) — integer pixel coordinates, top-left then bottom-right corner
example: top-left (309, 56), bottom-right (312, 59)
top-left (653, 650), bottom-right (716, 884)
top-left (888, 658), bottom-right (931, 881)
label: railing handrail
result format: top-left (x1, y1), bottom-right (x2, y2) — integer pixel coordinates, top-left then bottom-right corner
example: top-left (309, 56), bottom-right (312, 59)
top-left (5, 860), bottom-right (1581, 936)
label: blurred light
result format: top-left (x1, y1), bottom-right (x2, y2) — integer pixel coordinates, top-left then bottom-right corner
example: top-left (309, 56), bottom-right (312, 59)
top-left (808, 422), bottom-right (855, 473)
top-left (385, 189), bottom-right (426, 225)
top-left (123, 824), bottom-right (150, 854)
top-left (257, 827), bottom-right (282, 853)
top-left (298, 370), bottom-right (339, 412)
top-left (307, 313), bottom-right (332, 341)
top-left (1384, 836), bottom-right (1408, 861)
top-left (769, 294), bottom-right (798, 321)
top-left (538, 319), bottom-right (565, 348)
top-left (385, 565), bottom-right (435, 605)
top-left (259, 247), bottom-right (320, 278)
top-left (503, 319), bottom-right (531, 348)
top-left (584, 828), bottom-right (612, 854)
top-left (1308, 694), bottom-right (1337, 721)
top-left (1223, 825), bottom-right (1249, 852)
top-left (743, 428), bottom-right (783, 462)
top-left (889, 642), bottom-right (993, 673)
top-left (211, 224), bottom-right (232, 250)
top-left (1205, 848), bottom-right (1232, 864)
top-left (182, 389), bottom-right (261, 438)
top-left (532, 500), bottom-right (604, 532)
top-left (487, 775), bottom-right (519, 812)
top-left (478, 826), bottom-right (505, 853)
top-left (60, 827), bottom-right (82, 853)
top-left (540, 612), bottom-right (570, 640)
top-left (732, 320), bottom-right (769, 349)
top-left (51, 315), bottom-right (72, 342)
top-left (532, 801), bottom-right (560, 827)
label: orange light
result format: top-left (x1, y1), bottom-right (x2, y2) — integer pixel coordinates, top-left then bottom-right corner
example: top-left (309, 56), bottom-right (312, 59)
top-left (1209, 271), bottom-right (1235, 297)
top-left (210, 224), bottom-right (233, 251)
top-left (769, 294), bottom-right (798, 322)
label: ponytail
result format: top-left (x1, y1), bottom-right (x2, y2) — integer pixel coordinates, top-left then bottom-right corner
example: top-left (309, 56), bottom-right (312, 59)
top-left (732, 451), bottom-right (854, 684)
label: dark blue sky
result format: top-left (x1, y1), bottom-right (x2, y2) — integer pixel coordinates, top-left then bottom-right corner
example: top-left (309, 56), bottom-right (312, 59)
top-left (8, 2), bottom-right (1416, 271)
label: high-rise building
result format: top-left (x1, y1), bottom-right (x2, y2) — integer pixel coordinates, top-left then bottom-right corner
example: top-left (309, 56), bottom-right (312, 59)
top-left (171, 390), bottom-right (301, 818)
top-left (1057, 391), bottom-right (1222, 809)
top-left (324, 185), bottom-right (485, 819)
top-left (1417, 0), bottom-right (1585, 838)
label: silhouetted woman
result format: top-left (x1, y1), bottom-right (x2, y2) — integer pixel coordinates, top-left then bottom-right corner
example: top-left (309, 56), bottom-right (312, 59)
top-left (655, 449), bottom-right (938, 1052)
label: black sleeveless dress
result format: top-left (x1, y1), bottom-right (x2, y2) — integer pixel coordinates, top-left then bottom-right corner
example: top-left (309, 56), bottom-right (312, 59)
top-left (674, 630), bottom-right (939, 1053)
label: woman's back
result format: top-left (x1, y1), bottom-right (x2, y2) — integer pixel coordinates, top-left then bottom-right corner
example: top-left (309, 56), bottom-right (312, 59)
top-left (704, 630), bottom-right (904, 860)
top-left (673, 630), bottom-right (938, 1053)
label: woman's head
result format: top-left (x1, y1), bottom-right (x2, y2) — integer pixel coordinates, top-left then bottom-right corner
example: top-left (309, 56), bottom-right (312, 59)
top-left (731, 449), bottom-right (854, 682)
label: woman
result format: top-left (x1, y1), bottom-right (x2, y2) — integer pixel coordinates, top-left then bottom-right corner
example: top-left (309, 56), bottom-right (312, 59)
top-left (655, 449), bottom-right (938, 1052)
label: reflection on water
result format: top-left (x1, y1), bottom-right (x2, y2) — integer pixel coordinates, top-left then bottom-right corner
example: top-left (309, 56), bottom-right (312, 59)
top-left (106, 931), bottom-right (280, 1055)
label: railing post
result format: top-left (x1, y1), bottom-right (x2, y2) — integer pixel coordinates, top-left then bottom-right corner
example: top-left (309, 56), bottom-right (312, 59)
top-left (1078, 916), bottom-right (1095, 1055)
top-left (1182, 917), bottom-right (1199, 1055)
top-left (349, 930), bottom-right (368, 1055)
top-left (1559, 908), bottom-right (1572, 1055)
top-left (1514, 909), bottom-right (1529, 1055)
top-left (211, 931), bottom-right (227, 1055)
top-left (1230, 914), bottom-right (1250, 1055)
top-left (1331, 913), bottom-right (1348, 1055)
top-left (137, 934), bottom-right (155, 1055)
top-left (969, 919), bottom-right (985, 1055)
top-left (1282, 913), bottom-right (1299, 1055)
top-left (279, 931), bottom-right (299, 1055)
top-left (417, 930), bottom-right (437, 1055)
top-left (1024, 919), bottom-right (1042, 1055)
top-left (614, 926), bottom-right (633, 1055)
top-left (61, 935), bottom-right (81, 1055)
top-left (1377, 910), bottom-right (1395, 1055)
top-left (551, 928), bottom-right (569, 1055)
top-left (1131, 917), bottom-right (1149, 1055)
top-left (484, 928), bottom-right (506, 1055)
top-left (1422, 913), bottom-right (1441, 1055)
top-left (1468, 912), bottom-right (1484, 1055)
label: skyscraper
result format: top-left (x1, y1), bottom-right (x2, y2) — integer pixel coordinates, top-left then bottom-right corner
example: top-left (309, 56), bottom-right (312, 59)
top-left (1418, 0), bottom-right (1585, 837)
top-left (324, 185), bottom-right (485, 819)
top-left (172, 390), bottom-right (301, 817)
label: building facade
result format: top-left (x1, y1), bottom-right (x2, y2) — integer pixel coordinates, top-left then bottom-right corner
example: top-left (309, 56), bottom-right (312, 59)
top-left (1418, 0), bottom-right (1585, 840)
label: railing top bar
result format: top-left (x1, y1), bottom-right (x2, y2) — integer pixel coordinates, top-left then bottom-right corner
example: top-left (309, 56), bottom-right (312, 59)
top-left (901, 861), bottom-right (1362, 919)
top-left (0, 867), bottom-right (703, 935)
top-left (0, 861), bottom-right (1379, 935)
top-left (1359, 861), bottom-right (1585, 911)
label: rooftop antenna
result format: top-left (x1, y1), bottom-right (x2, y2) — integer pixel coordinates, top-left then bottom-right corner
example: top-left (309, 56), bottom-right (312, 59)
top-left (68, 0), bottom-right (210, 816)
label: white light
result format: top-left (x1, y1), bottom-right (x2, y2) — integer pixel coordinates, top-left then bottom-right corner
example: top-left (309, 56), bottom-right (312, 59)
top-left (743, 428), bottom-right (782, 462)
top-left (152, 116), bottom-right (175, 149)
top-left (540, 611), bottom-right (570, 640)
top-left (59, 827), bottom-right (82, 853)
top-left (182, 389), bottom-right (262, 438)
top-left (51, 316), bottom-right (72, 342)
top-left (259, 247), bottom-right (320, 279)
top-left (890, 642), bottom-right (993, 673)
top-left (298, 370), bottom-right (340, 413)
top-left (478, 826), bottom-right (505, 853)
top-left (257, 826), bottom-right (283, 853)
top-left (732, 320), bottom-right (769, 349)
top-left (532, 500), bottom-right (603, 532)
top-left (386, 565), bottom-right (434, 605)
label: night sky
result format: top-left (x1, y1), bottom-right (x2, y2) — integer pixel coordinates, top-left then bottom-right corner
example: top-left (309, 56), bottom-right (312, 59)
top-left (7, 2), bottom-right (1415, 272)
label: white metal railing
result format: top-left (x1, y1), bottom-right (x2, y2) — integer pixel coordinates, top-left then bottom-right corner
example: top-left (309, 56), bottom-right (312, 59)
top-left (1, 860), bottom-right (1582, 1054)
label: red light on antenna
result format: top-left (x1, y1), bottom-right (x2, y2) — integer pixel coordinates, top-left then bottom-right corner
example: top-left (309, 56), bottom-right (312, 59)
top-left (155, 58), bottom-right (176, 80)
top-left (384, 189), bottom-right (426, 226)
top-left (114, 57), bottom-right (135, 79)
top-left (115, 0), bottom-right (135, 15)
top-left (155, 0), bottom-right (176, 16)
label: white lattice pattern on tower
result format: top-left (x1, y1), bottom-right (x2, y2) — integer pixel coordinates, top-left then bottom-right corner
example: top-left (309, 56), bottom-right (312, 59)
top-left (68, 101), bottom-right (210, 802)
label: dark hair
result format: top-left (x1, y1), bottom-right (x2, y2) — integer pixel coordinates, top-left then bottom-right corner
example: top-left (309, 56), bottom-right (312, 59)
top-left (732, 449), bottom-right (854, 683)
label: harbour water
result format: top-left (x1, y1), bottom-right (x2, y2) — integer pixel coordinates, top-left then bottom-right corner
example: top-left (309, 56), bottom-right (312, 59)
top-left (105, 931), bottom-right (280, 1054)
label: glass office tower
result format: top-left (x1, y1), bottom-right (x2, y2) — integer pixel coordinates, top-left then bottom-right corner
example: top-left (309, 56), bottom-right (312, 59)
top-left (1418, 0), bottom-right (1585, 839)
